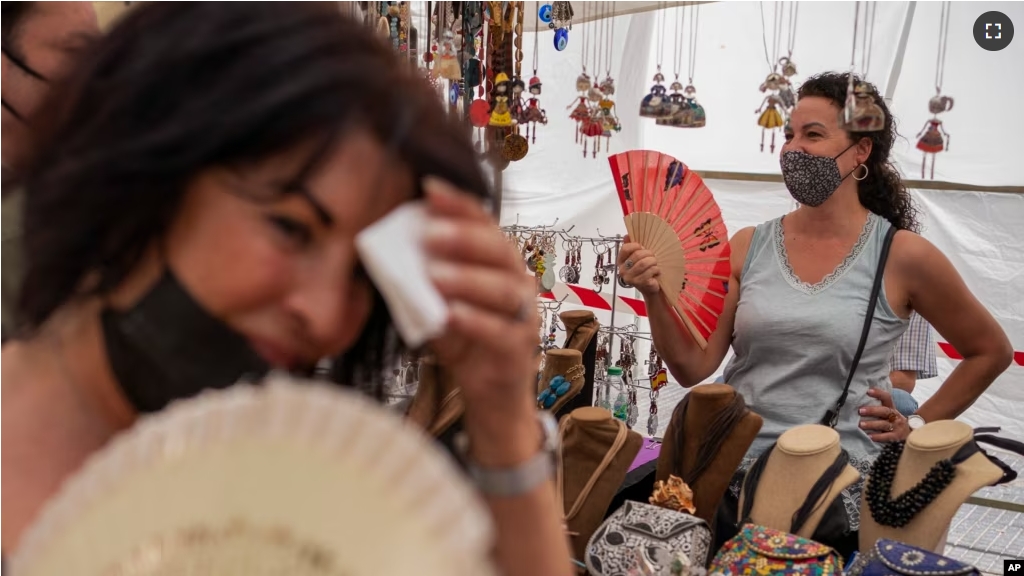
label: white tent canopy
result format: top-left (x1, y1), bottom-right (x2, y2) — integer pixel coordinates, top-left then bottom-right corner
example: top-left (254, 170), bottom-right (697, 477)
top-left (503, 1), bottom-right (1024, 439)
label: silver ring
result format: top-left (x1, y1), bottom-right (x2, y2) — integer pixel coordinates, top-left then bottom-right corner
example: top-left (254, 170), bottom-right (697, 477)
top-left (887, 422), bottom-right (894, 433)
top-left (625, 259), bottom-right (634, 270)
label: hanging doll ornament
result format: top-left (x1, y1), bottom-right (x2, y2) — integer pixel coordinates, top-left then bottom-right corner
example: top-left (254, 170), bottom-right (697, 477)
top-left (523, 76), bottom-right (548, 143)
top-left (917, 2), bottom-right (953, 180)
top-left (568, 73), bottom-right (592, 143)
top-left (597, 79), bottom-right (621, 137)
top-left (840, 2), bottom-right (884, 133)
top-left (593, 5), bottom-right (621, 144)
top-left (917, 94), bottom-right (953, 179)
top-left (489, 72), bottom-right (513, 128)
top-left (640, 9), bottom-right (670, 119)
top-left (755, 73), bottom-right (786, 152)
top-left (509, 77), bottom-right (527, 125)
top-left (434, 29), bottom-right (462, 80)
top-left (841, 78), bottom-right (885, 133)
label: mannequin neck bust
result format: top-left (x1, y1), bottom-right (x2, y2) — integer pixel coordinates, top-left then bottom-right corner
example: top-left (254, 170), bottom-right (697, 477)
top-left (572, 406), bottom-right (612, 425)
top-left (559, 407), bottom-right (643, 561)
top-left (893, 420), bottom-right (976, 493)
top-left (686, 384), bottom-right (736, 428)
top-left (859, 420), bottom-right (1003, 554)
top-left (539, 349), bottom-right (583, 412)
top-left (658, 383), bottom-right (762, 525)
top-left (746, 425), bottom-right (860, 538)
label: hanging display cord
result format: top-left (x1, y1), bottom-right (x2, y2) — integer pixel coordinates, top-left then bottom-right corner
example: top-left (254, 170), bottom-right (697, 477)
top-left (935, 0), bottom-right (951, 93)
top-left (687, 3), bottom-right (699, 85)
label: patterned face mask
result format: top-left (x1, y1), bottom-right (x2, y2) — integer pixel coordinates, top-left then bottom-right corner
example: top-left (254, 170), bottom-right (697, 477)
top-left (780, 143), bottom-right (857, 207)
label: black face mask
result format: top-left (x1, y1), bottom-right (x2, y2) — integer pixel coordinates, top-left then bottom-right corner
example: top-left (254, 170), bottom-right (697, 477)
top-left (101, 270), bottom-right (271, 413)
top-left (2, 46), bottom-right (48, 122)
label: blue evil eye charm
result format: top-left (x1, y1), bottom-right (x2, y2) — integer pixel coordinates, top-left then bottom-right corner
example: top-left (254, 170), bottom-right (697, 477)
top-left (448, 82), bottom-right (460, 106)
top-left (538, 4), bottom-right (553, 23)
top-left (554, 28), bottom-right (569, 51)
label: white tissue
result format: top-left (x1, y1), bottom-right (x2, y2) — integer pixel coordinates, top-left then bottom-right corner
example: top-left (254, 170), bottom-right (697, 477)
top-left (355, 201), bottom-right (448, 349)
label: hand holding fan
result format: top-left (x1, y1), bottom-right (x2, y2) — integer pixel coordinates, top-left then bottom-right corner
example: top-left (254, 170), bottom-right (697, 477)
top-left (608, 150), bottom-right (731, 349)
top-left (11, 376), bottom-right (497, 576)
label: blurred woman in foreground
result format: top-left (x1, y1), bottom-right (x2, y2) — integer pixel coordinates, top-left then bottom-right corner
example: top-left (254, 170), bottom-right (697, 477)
top-left (0, 3), bottom-right (572, 574)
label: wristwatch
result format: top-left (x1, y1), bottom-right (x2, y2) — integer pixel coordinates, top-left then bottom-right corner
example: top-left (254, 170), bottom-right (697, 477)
top-left (455, 410), bottom-right (559, 497)
top-left (907, 414), bottom-right (926, 431)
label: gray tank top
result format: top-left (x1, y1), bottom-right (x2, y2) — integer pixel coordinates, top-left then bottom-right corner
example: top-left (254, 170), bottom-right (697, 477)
top-left (723, 212), bottom-right (908, 472)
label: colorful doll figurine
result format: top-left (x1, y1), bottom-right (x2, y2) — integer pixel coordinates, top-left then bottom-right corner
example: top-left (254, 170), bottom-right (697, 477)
top-left (523, 76), bottom-right (548, 143)
top-left (568, 73), bottom-right (591, 142)
top-left (848, 82), bottom-right (885, 132)
top-left (755, 72), bottom-right (786, 152)
top-left (916, 94), bottom-right (954, 179)
top-left (509, 77), bottom-right (527, 124)
top-left (682, 84), bottom-right (706, 128)
top-left (434, 30), bottom-right (461, 80)
top-left (640, 70), bottom-right (668, 118)
top-left (489, 72), bottom-right (513, 127)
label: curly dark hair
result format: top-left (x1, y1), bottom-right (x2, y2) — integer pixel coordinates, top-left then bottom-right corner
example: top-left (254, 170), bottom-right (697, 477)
top-left (16, 2), bottom-right (488, 394)
top-left (798, 72), bottom-right (920, 232)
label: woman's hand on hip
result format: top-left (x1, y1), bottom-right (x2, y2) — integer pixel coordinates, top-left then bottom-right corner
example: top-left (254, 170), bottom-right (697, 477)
top-left (617, 236), bottom-right (661, 297)
top-left (423, 178), bottom-right (541, 466)
top-left (860, 388), bottom-right (910, 443)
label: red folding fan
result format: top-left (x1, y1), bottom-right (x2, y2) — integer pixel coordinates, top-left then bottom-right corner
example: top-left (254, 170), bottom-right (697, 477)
top-left (608, 150), bottom-right (731, 349)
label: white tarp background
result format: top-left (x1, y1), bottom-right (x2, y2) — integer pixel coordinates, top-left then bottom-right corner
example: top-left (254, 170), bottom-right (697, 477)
top-left (502, 2), bottom-right (1024, 439)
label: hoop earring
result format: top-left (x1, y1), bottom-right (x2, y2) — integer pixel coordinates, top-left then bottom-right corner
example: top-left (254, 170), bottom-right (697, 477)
top-left (853, 163), bottom-right (869, 181)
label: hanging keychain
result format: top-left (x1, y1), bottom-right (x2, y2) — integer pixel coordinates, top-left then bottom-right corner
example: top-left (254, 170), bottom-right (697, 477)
top-left (917, 1), bottom-right (953, 179)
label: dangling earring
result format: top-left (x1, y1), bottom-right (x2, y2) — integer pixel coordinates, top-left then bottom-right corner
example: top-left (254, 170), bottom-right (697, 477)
top-left (853, 163), bottom-right (869, 181)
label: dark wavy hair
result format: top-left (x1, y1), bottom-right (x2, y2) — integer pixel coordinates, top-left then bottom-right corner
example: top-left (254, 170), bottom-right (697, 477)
top-left (798, 72), bottom-right (920, 232)
top-left (16, 2), bottom-right (488, 393)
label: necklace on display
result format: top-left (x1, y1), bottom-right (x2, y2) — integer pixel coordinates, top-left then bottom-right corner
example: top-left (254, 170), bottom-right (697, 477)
top-left (916, 1), bottom-right (953, 180)
top-left (865, 441), bottom-right (957, 528)
top-left (754, 1), bottom-right (787, 152)
top-left (840, 1), bottom-right (885, 133)
top-left (639, 2), bottom-right (670, 120)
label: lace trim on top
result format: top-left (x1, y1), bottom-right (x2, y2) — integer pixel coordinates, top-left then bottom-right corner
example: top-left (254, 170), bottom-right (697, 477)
top-left (728, 452), bottom-right (876, 532)
top-left (774, 213), bottom-right (877, 295)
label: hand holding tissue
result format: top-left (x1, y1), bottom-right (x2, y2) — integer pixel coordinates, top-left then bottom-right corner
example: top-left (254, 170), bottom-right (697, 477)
top-left (355, 201), bottom-right (449, 349)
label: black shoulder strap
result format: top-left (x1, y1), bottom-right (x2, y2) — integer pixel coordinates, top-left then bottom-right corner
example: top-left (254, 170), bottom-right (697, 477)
top-left (822, 225), bottom-right (898, 428)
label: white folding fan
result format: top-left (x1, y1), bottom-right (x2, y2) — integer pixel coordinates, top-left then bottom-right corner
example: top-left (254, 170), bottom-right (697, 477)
top-left (10, 375), bottom-right (497, 576)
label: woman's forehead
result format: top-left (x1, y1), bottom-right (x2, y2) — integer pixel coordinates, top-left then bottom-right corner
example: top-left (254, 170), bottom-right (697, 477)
top-left (792, 96), bottom-right (840, 128)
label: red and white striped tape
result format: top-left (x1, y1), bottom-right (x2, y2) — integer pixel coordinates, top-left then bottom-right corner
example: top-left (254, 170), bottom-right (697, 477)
top-left (540, 282), bottom-right (1024, 367)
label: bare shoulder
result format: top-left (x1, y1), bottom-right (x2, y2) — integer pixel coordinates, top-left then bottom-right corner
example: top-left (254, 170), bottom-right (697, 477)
top-left (888, 229), bottom-right (949, 276)
top-left (729, 226), bottom-right (757, 278)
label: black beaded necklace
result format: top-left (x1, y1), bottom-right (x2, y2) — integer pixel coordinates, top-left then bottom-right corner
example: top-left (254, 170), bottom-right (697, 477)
top-left (867, 431), bottom-right (1024, 529)
top-left (865, 441), bottom-right (959, 528)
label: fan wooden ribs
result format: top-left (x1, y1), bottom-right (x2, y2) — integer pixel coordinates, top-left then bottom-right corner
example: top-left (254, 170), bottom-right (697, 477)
top-left (610, 150), bottom-right (731, 350)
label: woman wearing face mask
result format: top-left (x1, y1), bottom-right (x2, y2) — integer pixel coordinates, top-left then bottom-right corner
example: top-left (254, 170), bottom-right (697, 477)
top-left (0, 4), bottom-right (573, 575)
top-left (618, 72), bottom-right (1011, 552)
